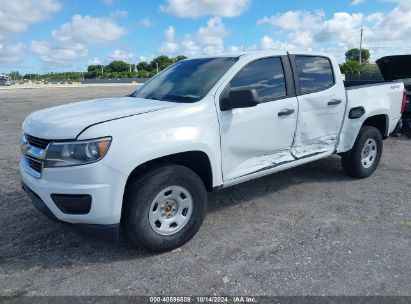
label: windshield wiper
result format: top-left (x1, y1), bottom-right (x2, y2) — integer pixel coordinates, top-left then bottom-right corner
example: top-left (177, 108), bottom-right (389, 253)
top-left (146, 96), bottom-right (161, 100)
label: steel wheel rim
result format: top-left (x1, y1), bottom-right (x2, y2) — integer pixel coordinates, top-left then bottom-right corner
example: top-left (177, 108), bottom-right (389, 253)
top-left (148, 185), bottom-right (193, 236)
top-left (361, 138), bottom-right (377, 169)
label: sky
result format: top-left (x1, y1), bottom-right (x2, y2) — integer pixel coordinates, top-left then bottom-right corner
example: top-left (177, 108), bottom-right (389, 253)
top-left (0, 0), bottom-right (410, 74)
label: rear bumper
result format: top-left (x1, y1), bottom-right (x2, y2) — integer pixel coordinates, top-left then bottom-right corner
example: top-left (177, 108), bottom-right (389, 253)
top-left (22, 182), bottom-right (119, 242)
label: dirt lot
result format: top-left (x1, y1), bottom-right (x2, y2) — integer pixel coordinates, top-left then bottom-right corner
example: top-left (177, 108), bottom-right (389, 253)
top-left (0, 85), bottom-right (410, 296)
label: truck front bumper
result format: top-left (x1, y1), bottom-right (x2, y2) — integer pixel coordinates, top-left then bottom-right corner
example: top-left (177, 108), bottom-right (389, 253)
top-left (20, 158), bottom-right (128, 241)
top-left (22, 182), bottom-right (119, 241)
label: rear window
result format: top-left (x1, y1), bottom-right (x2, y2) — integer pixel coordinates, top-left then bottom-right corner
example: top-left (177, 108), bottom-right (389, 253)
top-left (295, 56), bottom-right (334, 94)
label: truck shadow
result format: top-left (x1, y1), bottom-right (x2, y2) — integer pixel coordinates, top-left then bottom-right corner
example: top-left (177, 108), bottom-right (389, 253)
top-left (207, 155), bottom-right (352, 213)
top-left (1, 155), bottom-right (353, 273)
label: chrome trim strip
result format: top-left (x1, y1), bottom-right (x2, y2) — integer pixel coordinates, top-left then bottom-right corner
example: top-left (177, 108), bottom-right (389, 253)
top-left (22, 156), bottom-right (41, 178)
top-left (25, 145), bottom-right (47, 160)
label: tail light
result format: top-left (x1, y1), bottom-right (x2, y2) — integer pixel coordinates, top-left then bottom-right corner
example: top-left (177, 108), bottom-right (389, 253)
top-left (402, 90), bottom-right (407, 113)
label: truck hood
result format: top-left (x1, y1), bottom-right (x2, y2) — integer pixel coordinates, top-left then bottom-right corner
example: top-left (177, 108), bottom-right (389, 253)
top-left (23, 97), bottom-right (177, 139)
top-left (376, 55), bottom-right (411, 81)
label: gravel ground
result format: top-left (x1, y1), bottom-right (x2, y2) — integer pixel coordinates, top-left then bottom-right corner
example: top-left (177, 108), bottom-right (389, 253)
top-left (0, 86), bottom-right (410, 296)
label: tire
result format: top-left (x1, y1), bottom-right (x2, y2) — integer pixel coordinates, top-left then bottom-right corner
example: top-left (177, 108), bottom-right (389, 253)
top-left (341, 126), bottom-right (383, 178)
top-left (123, 164), bottom-right (207, 252)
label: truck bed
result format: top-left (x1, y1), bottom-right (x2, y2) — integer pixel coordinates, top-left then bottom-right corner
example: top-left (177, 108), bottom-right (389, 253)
top-left (344, 80), bottom-right (387, 88)
top-left (336, 82), bottom-right (404, 152)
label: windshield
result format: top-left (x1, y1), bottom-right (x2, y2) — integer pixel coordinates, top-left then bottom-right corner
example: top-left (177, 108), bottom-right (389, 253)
top-left (133, 57), bottom-right (238, 103)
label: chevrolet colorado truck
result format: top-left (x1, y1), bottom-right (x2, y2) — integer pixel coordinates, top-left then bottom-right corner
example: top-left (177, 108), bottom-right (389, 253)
top-left (20, 51), bottom-right (405, 251)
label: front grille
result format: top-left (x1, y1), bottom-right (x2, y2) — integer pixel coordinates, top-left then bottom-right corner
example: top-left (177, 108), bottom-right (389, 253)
top-left (26, 155), bottom-right (43, 173)
top-left (26, 135), bottom-right (52, 149)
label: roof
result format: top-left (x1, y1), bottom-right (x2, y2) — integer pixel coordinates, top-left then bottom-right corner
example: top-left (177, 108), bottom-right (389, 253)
top-left (188, 50), bottom-right (334, 61)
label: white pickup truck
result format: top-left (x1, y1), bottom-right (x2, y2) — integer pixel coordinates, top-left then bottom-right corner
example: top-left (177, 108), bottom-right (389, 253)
top-left (21, 51), bottom-right (405, 251)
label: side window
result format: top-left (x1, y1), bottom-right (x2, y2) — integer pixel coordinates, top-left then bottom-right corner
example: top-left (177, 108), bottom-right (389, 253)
top-left (230, 57), bottom-right (286, 103)
top-left (295, 56), bottom-right (334, 94)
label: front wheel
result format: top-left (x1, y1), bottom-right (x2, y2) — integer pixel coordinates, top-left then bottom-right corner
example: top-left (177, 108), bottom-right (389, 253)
top-left (341, 126), bottom-right (383, 178)
top-left (123, 164), bottom-right (207, 252)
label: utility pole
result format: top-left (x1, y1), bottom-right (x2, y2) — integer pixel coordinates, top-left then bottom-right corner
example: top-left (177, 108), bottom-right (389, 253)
top-left (156, 62), bottom-right (159, 74)
top-left (101, 65), bottom-right (104, 76)
top-left (359, 27), bottom-right (364, 65)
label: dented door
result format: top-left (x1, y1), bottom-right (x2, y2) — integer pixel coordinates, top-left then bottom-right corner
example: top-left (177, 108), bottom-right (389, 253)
top-left (290, 54), bottom-right (346, 158)
top-left (218, 57), bottom-right (298, 181)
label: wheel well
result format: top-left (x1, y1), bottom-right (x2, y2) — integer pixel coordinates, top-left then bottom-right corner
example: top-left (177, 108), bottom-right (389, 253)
top-left (363, 114), bottom-right (388, 139)
top-left (126, 151), bottom-right (213, 192)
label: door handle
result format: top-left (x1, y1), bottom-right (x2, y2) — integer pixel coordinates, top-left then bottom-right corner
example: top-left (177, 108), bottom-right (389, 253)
top-left (328, 99), bottom-right (342, 106)
top-left (278, 109), bottom-right (295, 117)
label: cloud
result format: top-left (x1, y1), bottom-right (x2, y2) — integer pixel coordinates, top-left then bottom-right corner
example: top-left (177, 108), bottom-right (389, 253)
top-left (371, 1), bottom-right (411, 41)
top-left (0, 42), bottom-right (25, 65)
top-left (180, 17), bottom-right (227, 56)
top-left (159, 26), bottom-right (178, 54)
top-left (52, 15), bottom-right (126, 45)
top-left (257, 10), bottom-right (324, 30)
top-left (181, 35), bottom-right (200, 56)
top-left (0, 0), bottom-right (61, 36)
top-left (259, 36), bottom-right (295, 51)
top-left (110, 10), bottom-right (128, 18)
top-left (30, 40), bottom-right (87, 65)
top-left (256, 0), bottom-right (411, 61)
top-left (196, 17), bottom-right (227, 54)
top-left (88, 57), bottom-right (102, 65)
top-left (160, 0), bottom-right (251, 18)
top-left (109, 49), bottom-right (134, 62)
top-left (102, 0), bottom-right (113, 4)
top-left (157, 17), bottom-right (228, 56)
top-left (257, 11), bottom-right (365, 50)
top-left (314, 12), bottom-right (363, 44)
top-left (138, 18), bottom-right (153, 28)
top-left (288, 31), bottom-right (314, 47)
top-left (30, 15), bottom-right (126, 66)
top-left (351, 0), bottom-right (366, 6)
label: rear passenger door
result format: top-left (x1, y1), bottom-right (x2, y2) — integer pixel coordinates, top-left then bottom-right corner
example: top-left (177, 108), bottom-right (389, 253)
top-left (289, 54), bottom-right (346, 158)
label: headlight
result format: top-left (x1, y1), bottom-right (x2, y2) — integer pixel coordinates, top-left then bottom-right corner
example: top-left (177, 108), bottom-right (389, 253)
top-left (44, 137), bottom-right (111, 168)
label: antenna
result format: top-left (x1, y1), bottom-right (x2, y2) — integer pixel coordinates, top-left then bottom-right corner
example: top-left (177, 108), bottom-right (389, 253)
top-left (359, 27), bottom-right (364, 64)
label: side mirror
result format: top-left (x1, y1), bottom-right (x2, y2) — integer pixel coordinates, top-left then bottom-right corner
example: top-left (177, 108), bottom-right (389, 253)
top-left (220, 89), bottom-right (259, 111)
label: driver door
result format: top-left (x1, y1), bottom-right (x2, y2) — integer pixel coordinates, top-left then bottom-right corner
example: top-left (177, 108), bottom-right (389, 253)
top-left (218, 56), bottom-right (298, 181)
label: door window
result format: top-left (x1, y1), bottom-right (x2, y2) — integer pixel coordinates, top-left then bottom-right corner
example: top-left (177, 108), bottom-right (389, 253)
top-left (295, 56), bottom-right (334, 94)
top-left (230, 57), bottom-right (287, 103)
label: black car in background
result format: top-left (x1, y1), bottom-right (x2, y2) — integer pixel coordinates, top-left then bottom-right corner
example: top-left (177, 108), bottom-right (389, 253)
top-left (377, 55), bottom-right (411, 137)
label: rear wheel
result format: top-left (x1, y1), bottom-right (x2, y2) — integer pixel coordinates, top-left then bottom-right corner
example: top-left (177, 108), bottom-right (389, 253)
top-left (123, 164), bottom-right (207, 252)
top-left (341, 126), bottom-right (383, 178)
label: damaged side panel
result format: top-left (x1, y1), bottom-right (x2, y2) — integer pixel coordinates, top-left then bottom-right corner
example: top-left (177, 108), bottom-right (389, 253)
top-left (291, 85), bottom-right (347, 158)
top-left (220, 97), bottom-right (298, 181)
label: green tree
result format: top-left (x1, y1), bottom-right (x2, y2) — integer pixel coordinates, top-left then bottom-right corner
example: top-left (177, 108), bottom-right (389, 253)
top-left (362, 63), bottom-right (381, 74)
top-left (23, 74), bottom-right (37, 80)
top-left (345, 48), bottom-right (370, 63)
top-left (174, 55), bottom-right (187, 62)
top-left (87, 65), bottom-right (102, 73)
top-left (150, 55), bottom-right (173, 72)
top-left (86, 65), bottom-right (104, 78)
top-left (105, 60), bottom-right (129, 73)
top-left (8, 71), bottom-right (21, 80)
top-left (340, 61), bottom-right (364, 74)
top-left (138, 70), bottom-right (150, 78)
top-left (137, 61), bottom-right (150, 72)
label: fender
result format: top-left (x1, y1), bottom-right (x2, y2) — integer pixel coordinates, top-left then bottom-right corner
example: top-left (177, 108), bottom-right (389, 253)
top-left (77, 97), bottom-right (224, 188)
top-left (337, 110), bottom-right (389, 153)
